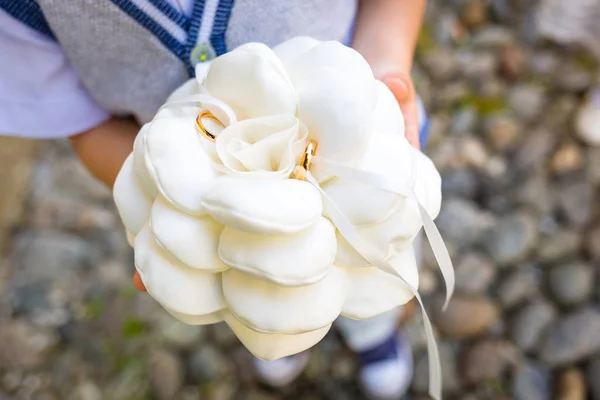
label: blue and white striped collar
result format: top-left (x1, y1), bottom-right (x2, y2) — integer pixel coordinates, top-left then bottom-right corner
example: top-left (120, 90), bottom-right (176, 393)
top-left (0, 0), bottom-right (235, 76)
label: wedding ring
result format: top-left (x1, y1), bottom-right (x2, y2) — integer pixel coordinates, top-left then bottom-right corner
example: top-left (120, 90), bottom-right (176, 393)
top-left (294, 140), bottom-right (317, 181)
top-left (196, 110), bottom-right (219, 142)
top-left (302, 140), bottom-right (317, 172)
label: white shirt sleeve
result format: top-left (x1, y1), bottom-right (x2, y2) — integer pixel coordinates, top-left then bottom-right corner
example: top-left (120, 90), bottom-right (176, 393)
top-left (0, 10), bottom-right (110, 139)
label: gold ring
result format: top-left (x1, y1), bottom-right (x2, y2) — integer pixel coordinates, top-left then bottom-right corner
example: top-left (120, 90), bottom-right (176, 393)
top-left (196, 110), bottom-right (219, 142)
top-left (302, 140), bottom-right (317, 171)
top-left (294, 140), bottom-right (317, 181)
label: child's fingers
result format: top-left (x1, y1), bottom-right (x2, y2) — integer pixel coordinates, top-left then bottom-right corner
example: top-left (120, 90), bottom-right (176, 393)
top-left (132, 271), bottom-right (147, 292)
top-left (382, 75), bottom-right (421, 150)
top-left (400, 102), bottom-right (421, 150)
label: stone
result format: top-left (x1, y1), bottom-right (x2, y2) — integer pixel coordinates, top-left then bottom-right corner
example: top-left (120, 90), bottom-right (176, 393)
top-left (11, 230), bottom-right (103, 280)
top-left (510, 299), bottom-right (556, 353)
top-left (587, 224), bottom-right (600, 260)
top-left (441, 169), bottom-right (479, 199)
top-left (549, 262), bottom-right (594, 307)
top-left (513, 362), bottom-right (551, 400)
top-left (576, 90), bottom-right (600, 146)
top-left (158, 317), bottom-right (205, 349)
top-left (421, 48), bottom-right (458, 81)
top-left (454, 252), bottom-right (496, 295)
top-left (472, 26), bottom-right (515, 48)
top-left (586, 148), bottom-right (600, 184)
top-left (515, 174), bottom-right (554, 215)
top-left (508, 84), bottom-right (546, 122)
top-left (211, 322), bottom-right (238, 347)
top-left (545, 97), bottom-right (580, 131)
top-left (537, 229), bottom-right (581, 262)
top-left (451, 107), bottom-right (478, 135)
top-left (481, 212), bottom-right (538, 266)
top-left (483, 113), bottom-right (520, 151)
top-left (71, 381), bottom-right (103, 400)
top-left (460, 0), bottom-right (489, 28)
top-left (587, 358), bottom-right (600, 400)
top-left (499, 45), bottom-right (527, 81)
top-left (497, 266), bottom-right (541, 309)
top-left (0, 320), bottom-right (59, 369)
top-left (433, 296), bottom-right (499, 339)
top-left (412, 342), bottom-right (460, 394)
top-left (331, 353), bottom-right (356, 381)
top-left (551, 142), bottom-right (584, 174)
top-left (539, 308), bottom-right (600, 367)
top-left (435, 198), bottom-right (495, 248)
top-left (0, 137), bottom-right (38, 252)
top-left (105, 361), bottom-right (149, 400)
top-left (456, 50), bottom-right (497, 80)
top-left (188, 346), bottom-right (232, 383)
top-left (150, 349), bottom-right (183, 400)
top-left (459, 137), bottom-right (489, 169)
top-left (462, 340), bottom-right (519, 384)
top-left (514, 129), bottom-right (559, 174)
top-left (556, 368), bottom-right (586, 400)
top-left (556, 180), bottom-right (595, 226)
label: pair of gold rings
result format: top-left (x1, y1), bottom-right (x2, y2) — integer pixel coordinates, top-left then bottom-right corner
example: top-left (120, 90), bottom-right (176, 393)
top-left (195, 110), bottom-right (317, 180)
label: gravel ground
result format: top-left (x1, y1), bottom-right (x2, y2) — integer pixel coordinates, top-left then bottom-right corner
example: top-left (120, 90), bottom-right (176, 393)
top-left (1, 1), bottom-right (600, 399)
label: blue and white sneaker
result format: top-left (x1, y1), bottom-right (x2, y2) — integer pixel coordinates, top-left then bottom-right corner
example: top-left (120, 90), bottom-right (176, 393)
top-left (358, 332), bottom-right (414, 400)
top-left (252, 351), bottom-right (310, 387)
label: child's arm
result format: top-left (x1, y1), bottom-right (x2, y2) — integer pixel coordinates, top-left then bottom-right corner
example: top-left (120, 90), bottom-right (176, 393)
top-left (352, 0), bottom-right (427, 149)
top-left (69, 118), bottom-right (138, 188)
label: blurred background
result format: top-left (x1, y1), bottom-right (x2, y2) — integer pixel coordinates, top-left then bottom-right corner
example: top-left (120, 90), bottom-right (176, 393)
top-left (1, 0), bottom-right (600, 399)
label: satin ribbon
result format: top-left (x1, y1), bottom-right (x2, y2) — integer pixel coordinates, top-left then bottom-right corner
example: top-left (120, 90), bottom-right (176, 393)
top-left (158, 95), bottom-right (455, 400)
top-left (309, 154), bottom-right (456, 400)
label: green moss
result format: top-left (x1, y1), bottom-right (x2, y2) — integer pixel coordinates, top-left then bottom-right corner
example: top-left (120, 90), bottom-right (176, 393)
top-left (122, 317), bottom-right (146, 338)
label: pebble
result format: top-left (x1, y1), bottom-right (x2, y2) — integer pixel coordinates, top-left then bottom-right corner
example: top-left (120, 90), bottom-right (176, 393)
top-left (461, 340), bottom-right (520, 384)
top-left (483, 113), bottom-right (520, 151)
top-left (555, 180), bottom-right (595, 226)
top-left (441, 168), bottom-right (479, 199)
top-left (435, 198), bottom-right (494, 248)
top-left (586, 358), bottom-right (600, 400)
top-left (508, 84), bottom-right (546, 122)
top-left (472, 26), bottom-right (515, 48)
top-left (150, 349), bottom-right (184, 400)
top-left (587, 224), bottom-right (600, 260)
top-left (188, 346), bottom-right (232, 383)
top-left (433, 296), bottom-right (499, 339)
top-left (158, 317), bottom-right (206, 349)
top-left (454, 252), bottom-right (496, 295)
top-left (586, 148), bottom-right (600, 184)
top-left (481, 212), bottom-right (538, 266)
top-left (70, 381), bottom-right (103, 400)
top-left (556, 368), bottom-right (586, 400)
top-left (450, 107), bottom-right (478, 135)
top-left (514, 128), bottom-right (559, 174)
top-left (513, 362), bottom-right (551, 400)
top-left (421, 48), bottom-right (458, 81)
top-left (537, 229), bottom-right (581, 263)
top-left (497, 266), bottom-right (541, 309)
top-left (460, 0), bottom-right (489, 28)
top-left (551, 142), bottom-right (584, 174)
top-left (576, 89), bottom-right (600, 146)
top-left (539, 308), bottom-right (600, 367)
top-left (515, 173), bottom-right (554, 215)
top-left (510, 299), bottom-right (556, 353)
top-left (412, 342), bottom-right (460, 394)
top-left (11, 230), bottom-right (102, 280)
top-left (0, 320), bottom-right (59, 369)
top-left (499, 45), bottom-right (527, 80)
top-left (549, 262), bottom-right (594, 307)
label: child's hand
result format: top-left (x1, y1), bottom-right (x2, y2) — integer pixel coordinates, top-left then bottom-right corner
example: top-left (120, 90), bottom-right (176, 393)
top-left (381, 73), bottom-right (420, 150)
